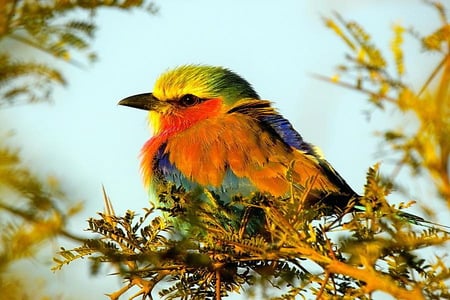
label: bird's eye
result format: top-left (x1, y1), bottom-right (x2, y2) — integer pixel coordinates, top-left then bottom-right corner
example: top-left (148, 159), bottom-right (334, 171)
top-left (179, 94), bottom-right (200, 106)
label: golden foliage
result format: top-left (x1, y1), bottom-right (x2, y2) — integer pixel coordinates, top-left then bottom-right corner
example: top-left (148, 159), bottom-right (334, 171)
top-left (321, 1), bottom-right (450, 206)
top-left (0, 139), bottom-right (84, 299)
top-left (391, 24), bottom-right (405, 76)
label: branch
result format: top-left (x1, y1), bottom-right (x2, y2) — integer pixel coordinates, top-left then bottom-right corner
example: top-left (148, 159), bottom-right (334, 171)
top-left (326, 260), bottom-right (424, 300)
top-left (312, 73), bottom-right (398, 104)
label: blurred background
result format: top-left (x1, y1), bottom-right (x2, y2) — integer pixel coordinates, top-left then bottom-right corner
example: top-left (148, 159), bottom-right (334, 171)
top-left (0, 0), bottom-right (447, 299)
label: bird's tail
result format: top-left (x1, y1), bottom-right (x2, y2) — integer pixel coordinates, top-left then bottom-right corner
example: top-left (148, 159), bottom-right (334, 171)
top-left (396, 211), bottom-right (450, 233)
top-left (351, 200), bottom-right (450, 234)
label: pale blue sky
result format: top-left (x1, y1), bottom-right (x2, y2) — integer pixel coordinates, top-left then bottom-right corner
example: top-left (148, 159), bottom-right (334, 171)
top-left (2, 1), bottom-right (447, 299)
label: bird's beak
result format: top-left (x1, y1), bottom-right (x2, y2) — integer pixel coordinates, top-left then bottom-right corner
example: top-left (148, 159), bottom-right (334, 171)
top-left (118, 93), bottom-right (161, 111)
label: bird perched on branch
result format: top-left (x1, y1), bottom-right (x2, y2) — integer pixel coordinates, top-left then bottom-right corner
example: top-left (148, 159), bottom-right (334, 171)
top-left (118, 65), bottom-right (444, 232)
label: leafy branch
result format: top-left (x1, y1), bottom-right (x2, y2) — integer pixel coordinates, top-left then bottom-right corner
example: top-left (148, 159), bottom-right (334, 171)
top-left (0, 1), bottom-right (158, 298)
top-left (321, 1), bottom-right (450, 206)
top-left (54, 164), bottom-right (450, 299)
top-left (0, 0), bottom-right (158, 107)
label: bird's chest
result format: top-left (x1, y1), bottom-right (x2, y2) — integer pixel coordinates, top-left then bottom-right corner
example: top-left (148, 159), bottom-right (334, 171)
top-left (152, 118), bottom-right (232, 184)
top-left (151, 142), bottom-right (256, 199)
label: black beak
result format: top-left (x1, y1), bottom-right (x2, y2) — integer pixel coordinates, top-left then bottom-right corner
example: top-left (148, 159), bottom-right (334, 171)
top-left (118, 93), bottom-right (160, 111)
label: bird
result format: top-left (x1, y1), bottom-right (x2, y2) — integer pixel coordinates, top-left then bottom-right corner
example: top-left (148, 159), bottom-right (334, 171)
top-left (118, 64), bottom-right (445, 233)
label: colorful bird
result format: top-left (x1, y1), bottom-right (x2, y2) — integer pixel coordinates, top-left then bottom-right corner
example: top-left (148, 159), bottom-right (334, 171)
top-left (119, 65), bottom-right (358, 210)
top-left (118, 65), bottom-right (443, 232)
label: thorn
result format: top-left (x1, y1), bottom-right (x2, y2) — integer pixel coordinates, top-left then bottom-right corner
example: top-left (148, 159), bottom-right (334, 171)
top-left (102, 184), bottom-right (116, 225)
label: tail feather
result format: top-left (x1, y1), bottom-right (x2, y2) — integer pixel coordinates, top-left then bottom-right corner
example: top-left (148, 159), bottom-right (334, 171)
top-left (397, 211), bottom-right (450, 233)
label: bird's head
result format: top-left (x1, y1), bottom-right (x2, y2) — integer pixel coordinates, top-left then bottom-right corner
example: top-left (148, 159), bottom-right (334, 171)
top-left (118, 65), bottom-right (260, 134)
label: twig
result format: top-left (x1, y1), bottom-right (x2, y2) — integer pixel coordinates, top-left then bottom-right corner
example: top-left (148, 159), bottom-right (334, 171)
top-left (8, 33), bottom-right (86, 68)
top-left (418, 54), bottom-right (447, 97)
top-left (215, 270), bottom-right (221, 300)
top-left (313, 74), bottom-right (398, 104)
top-left (316, 271), bottom-right (331, 299)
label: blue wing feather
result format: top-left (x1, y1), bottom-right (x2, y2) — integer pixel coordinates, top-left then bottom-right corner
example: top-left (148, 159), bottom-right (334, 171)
top-left (260, 114), bottom-right (314, 153)
top-left (260, 113), bottom-right (357, 196)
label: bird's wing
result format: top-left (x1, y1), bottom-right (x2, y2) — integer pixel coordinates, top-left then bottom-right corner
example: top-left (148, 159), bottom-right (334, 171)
top-left (228, 99), bottom-right (358, 199)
